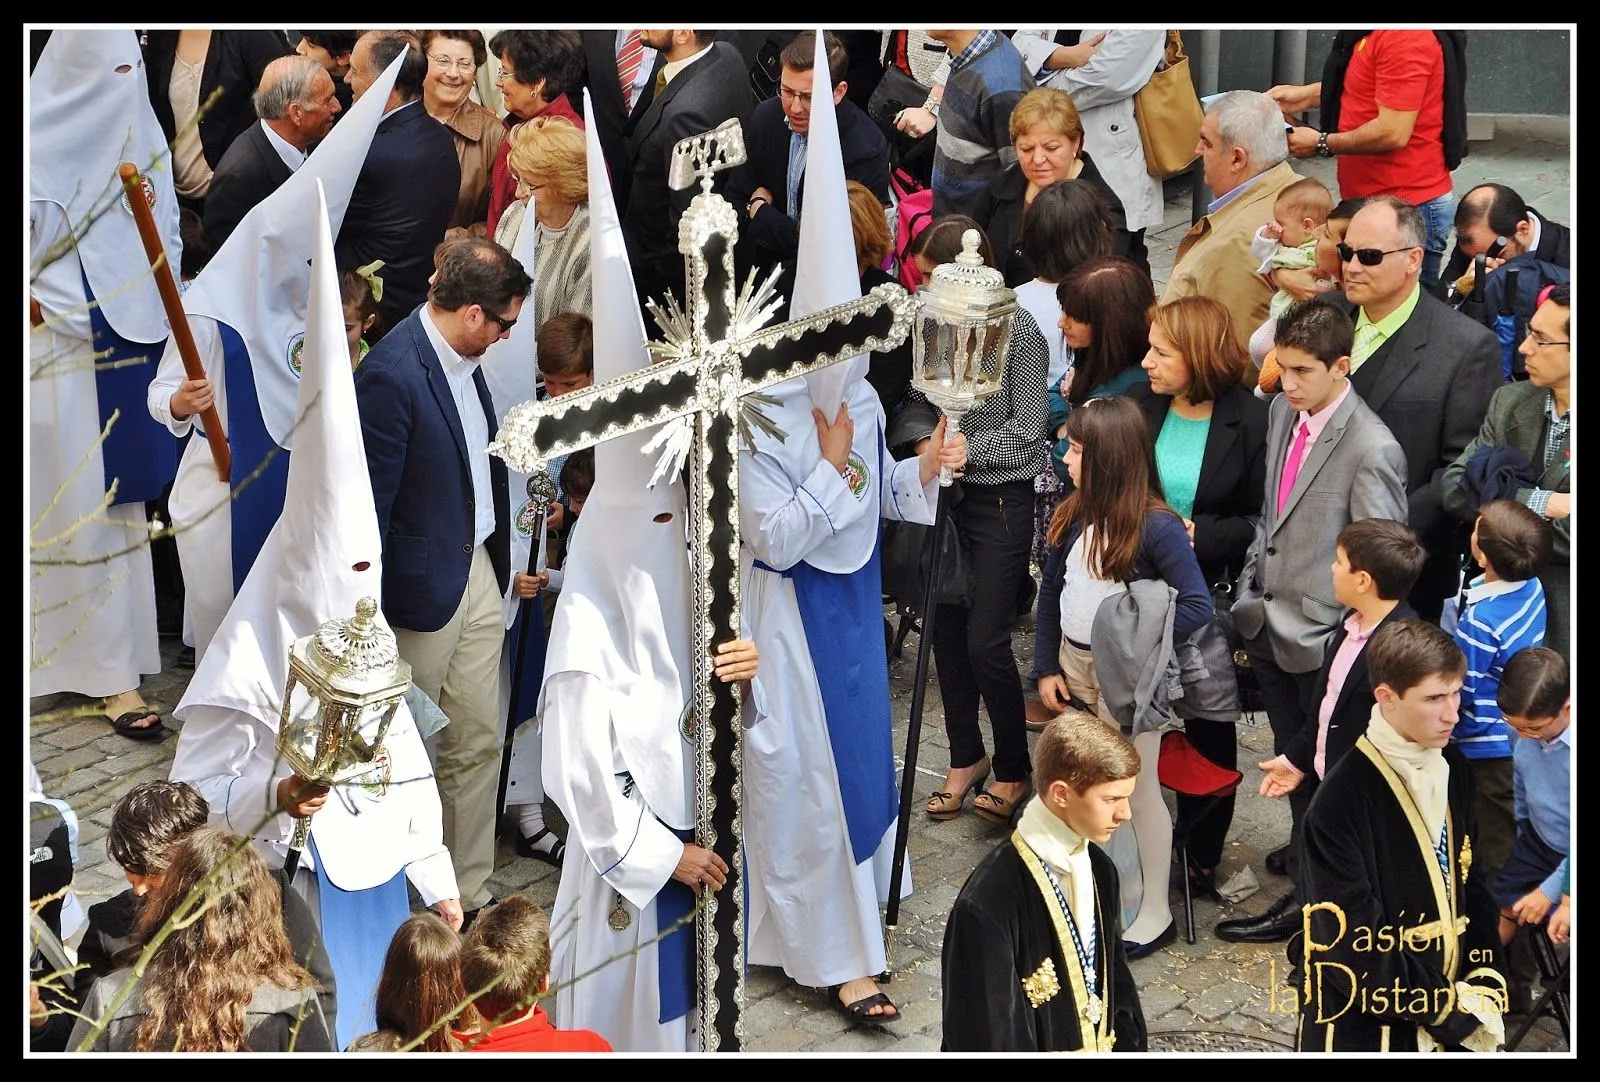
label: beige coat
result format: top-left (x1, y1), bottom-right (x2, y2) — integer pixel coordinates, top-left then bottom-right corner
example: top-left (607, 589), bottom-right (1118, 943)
top-left (438, 98), bottom-right (506, 235)
top-left (1162, 160), bottom-right (1302, 354)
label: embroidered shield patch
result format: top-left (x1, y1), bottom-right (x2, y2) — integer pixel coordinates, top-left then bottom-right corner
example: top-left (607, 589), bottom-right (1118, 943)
top-left (679, 699), bottom-right (696, 744)
top-left (286, 332), bottom-right (306, 378)
top-left (354, 746), bottom-right (392, 798)
top-left (515, 499), bottom-right (539, 537)
top-left (842, 451), bottom-right (869, 500)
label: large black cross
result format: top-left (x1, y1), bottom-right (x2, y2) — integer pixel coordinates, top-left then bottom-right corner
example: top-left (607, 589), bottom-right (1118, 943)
top-left (490, 120), bottom-right (912, 1051)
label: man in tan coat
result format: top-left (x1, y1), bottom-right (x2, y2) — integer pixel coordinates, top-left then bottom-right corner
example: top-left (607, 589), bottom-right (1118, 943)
top-left (1162, 90), bottom-right (1301, 355)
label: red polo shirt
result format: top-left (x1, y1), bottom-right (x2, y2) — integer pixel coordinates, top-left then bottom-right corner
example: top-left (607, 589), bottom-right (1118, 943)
top-left (1335, 31), bottom-right (1451, 205)
top-left (455, 1005), bottom-right (613, 1052)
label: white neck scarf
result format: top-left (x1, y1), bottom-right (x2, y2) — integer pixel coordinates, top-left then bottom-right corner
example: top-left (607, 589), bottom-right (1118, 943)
top-left (1017, 795), bottom-right (1096, 944)
top-left (1365, 705), bottom-right (1450, 842)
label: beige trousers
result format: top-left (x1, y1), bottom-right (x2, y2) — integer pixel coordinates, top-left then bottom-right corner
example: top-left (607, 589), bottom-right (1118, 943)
top-left (394, 546), bottom-right (505, 911)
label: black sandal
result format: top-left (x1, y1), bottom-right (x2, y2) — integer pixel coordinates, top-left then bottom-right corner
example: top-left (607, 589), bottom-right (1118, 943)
top-left (828, 985), bottom-right (902, 1030)
top-left (109, 710), bottom-right (167, 742)
top-left (516, 827), bottom-right (566, 867)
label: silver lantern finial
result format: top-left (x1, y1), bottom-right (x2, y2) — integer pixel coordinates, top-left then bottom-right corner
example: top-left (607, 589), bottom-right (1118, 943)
top-left (909, 229), bottom-right (1017, 485)
top-left (276, 596), bottom-right (413, 870)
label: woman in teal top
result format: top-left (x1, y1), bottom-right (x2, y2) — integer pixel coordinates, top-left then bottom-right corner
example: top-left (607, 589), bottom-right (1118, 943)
top-left (1128, 295), bottom-right (1270, 889)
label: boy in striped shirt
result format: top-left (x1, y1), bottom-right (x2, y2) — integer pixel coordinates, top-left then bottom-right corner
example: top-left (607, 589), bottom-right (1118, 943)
top-left (1452, 498), bottom-right (1552, 886)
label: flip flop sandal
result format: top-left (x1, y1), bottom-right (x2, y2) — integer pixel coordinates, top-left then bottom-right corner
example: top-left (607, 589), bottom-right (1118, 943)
top-left (109, 710), bottom-right (167, 742)
top-left (516, 827), bottom-right (566, 867)
top-left (828, 985), bottom-right (902, 1030)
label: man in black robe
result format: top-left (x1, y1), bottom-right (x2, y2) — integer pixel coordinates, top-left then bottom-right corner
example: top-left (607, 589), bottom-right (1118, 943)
top-left (941, 709), bottom-right (1147, 1052)
top-left (1297, 620), bottom-right (1506, 1052)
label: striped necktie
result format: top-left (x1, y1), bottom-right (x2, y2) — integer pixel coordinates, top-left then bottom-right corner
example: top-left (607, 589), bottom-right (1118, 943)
top-left (1349, 318), bottom-right (1384, 372)
top-left (617, 30), bottom-right (645, 108)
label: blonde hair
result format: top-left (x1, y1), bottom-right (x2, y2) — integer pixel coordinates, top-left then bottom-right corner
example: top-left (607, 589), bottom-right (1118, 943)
top-left (1008, 86), bottom-right (1083, 145)
top-left (846, 179), bottom-right (891, 275)
top-left (507, 115), bottom-right (587, 205)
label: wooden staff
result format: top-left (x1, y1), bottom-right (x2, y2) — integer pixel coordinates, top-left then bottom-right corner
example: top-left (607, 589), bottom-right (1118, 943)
top-left (118, 162), bottom-right (230, 481)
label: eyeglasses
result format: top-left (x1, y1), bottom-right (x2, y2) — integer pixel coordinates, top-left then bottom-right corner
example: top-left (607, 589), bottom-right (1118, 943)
top-left (777, 85), bottom-right (813, 107)
top-left (1336, 243), bottom-right (1419, 267)
top-left (484, 308), bottom-right (517, 334)
top-left (428, 54), bottom-right (477, 74)
top-left (1525, 332), bottom-right (1569, 349)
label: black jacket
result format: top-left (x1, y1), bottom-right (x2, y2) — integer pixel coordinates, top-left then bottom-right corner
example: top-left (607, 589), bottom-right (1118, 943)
top-left (1128, 382), bottom-right (1269, 589)
top-left (623, 42), bottom-right (755, 308)
top-left (726, 93), bottom-right (891, 273)
top-left (144, 31), bottom-right (292, 176)
top-left (1282, 601), bottom-right (1417, 777)
top-left (335, 99), bottom-right (460, 335)
top-left (1434, 207), bottom-right (1571, 301)
top-left (201, 122), bottom-right (294, 251)
top-left (580, 30), bottom-right (665, 216)
top-left (974, 151), bottom-right (1130, 288)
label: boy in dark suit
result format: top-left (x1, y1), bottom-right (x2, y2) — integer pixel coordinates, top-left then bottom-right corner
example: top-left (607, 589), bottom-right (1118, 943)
top-left (1247, 519), bottom-right (1425, 949)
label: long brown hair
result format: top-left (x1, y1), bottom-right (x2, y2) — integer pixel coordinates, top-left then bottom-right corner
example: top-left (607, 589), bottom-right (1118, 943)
top-left (1045, 396), bottom-right (1172, 581)
top-left (1055, 257), bottom-right (1155, 405)
top-left (372, 912), bottom-right (476, 1051)
top-left (132, 829), bottom-right (317, 1051)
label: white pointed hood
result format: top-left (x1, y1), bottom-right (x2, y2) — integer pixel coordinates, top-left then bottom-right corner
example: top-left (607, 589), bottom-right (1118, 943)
top-left (172, 181), bottom-right (434, 890)
top-left (179, 49), bottom-right (403, 450)
top-left (539, 90), bottom-right (695, 830)
top-left (746, 29), bottom-right (881, 574)
top-left (479, 195), bottom-right (544, 627)
top-left (29, 29), bottom-right (180, 343)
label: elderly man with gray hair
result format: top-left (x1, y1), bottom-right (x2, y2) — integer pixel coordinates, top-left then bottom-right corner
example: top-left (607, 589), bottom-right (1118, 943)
top-left (1161, 90), bottom-right (1302, 357)
top-left (202, 54), bottom-right (341, 250)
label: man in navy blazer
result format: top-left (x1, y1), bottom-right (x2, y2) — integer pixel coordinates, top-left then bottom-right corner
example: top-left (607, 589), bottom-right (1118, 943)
top-left (623, 31), bottom-right (755, 311)
top-left (354, 238), bottom-right (529, 922)
top-left (724, 31), bottom-right (890, 302)
top-left (336, 31), bottom-right (460, 339)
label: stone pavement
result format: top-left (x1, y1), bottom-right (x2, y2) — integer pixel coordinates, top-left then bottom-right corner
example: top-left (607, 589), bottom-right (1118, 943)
top-left (30, 115), bottom-right (1570, 1055)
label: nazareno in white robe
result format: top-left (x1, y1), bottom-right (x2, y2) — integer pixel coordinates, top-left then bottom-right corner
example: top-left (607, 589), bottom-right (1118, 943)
top-left (739, 374), bottom-right (939, 988)
top-left (147, 317), bottom-right (234, 661)
top-left (29, 203), bottom-right (162, 700)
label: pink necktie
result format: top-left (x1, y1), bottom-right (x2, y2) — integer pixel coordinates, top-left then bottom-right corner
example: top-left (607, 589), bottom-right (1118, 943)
top-left (1276, 420), bottom-right (1311, 517)
top-left (617, 30), bottom-right (645, 106)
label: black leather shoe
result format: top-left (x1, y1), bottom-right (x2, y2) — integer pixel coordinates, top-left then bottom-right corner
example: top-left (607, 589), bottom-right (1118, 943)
top-left (1215, 892), bottom-right (1301, 943)
top-left (1124, 921), bottom-right (1177, 960)
top-left (1264, 844), bottom-right (1290, 877)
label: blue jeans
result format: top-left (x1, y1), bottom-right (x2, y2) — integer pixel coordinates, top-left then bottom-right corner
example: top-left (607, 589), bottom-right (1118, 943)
top-left (1416, 191), bottom-right (1455, 292)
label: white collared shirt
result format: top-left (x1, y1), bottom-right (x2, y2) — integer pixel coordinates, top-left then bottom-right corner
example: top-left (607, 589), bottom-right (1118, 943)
top-left (422, 308), bottom-right (496, 547)
top-left (659, 42), bottom-right (711, 89)
top-left (259, 119), bottom-right (306, 172)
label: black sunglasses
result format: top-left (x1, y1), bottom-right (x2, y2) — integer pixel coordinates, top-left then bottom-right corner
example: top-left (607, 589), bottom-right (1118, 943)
top-left (484, 307), bottom-right (518, 334)
top-left (1337, 243), bottom-right (1419, 267)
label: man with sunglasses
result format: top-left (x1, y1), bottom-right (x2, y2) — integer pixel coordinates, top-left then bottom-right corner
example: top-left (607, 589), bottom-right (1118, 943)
top-left (1328, 195), bottom-right (1500, 624)
top-left (355, 237), bottom-right (532, 932)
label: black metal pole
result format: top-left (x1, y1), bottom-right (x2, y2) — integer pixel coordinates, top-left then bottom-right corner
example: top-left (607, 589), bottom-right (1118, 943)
top-left (495, 509), bottom-right (547, 817)
top-left (883, 486), bottom-right (949, 952)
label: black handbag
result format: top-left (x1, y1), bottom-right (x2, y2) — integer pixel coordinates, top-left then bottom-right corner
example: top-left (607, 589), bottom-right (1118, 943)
top-left (1209, 580), bottom-right (1261, 710)
top-left (867, 66), bottom-right (936, 182)
top-left (881, 484), bottom-right (971, 614)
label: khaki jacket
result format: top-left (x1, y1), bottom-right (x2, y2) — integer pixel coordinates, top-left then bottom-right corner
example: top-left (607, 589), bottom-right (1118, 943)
top-left (1162, 160), bottom-right (1303, 354)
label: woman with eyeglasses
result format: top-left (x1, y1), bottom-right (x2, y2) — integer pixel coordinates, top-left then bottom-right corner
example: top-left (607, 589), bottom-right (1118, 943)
top-left (496, 116), bottom-right (592, 324)
top-left (1253, 196), bottom-right (1367, 394)
top-left (420, 31), bottom-right (505, 238)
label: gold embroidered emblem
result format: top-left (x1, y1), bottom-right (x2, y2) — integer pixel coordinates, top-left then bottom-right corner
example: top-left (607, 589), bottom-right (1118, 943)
top-left (1022, 957), bottom-right (1060, 1008)
top-left (608, 891), bottom-right (632, 932)
top-left (1459, 833), bottom-right (1473, 887)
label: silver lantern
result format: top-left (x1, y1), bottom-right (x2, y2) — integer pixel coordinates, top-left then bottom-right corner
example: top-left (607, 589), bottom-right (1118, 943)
top-left (275, 597), bottom-right (412, 867)
top-left (909, 228), bottom-right (1017, 485)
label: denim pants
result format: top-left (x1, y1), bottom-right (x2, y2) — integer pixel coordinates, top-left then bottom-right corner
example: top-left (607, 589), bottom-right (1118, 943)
top-left (1416, 191), bottom-right (1455, 292)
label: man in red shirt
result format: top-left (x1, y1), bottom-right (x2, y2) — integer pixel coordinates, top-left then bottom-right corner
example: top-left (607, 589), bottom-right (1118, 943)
top-left (454, 896), bottom-right (613, 1052)
top-left (1270, 30), bottom-right (1456, 290)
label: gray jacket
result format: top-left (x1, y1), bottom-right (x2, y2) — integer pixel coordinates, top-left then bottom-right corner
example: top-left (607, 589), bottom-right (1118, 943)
top-left (1092, 579), bottom-right (1183, 737)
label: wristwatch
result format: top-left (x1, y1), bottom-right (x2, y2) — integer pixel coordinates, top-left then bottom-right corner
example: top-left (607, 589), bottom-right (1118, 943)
top-left (1316, 131), bottom-right (1333, 158)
